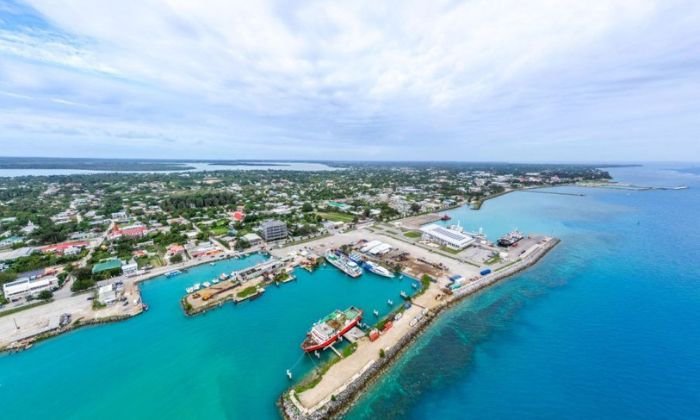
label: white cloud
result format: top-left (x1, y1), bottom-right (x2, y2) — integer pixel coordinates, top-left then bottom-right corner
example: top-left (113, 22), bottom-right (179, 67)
top-left (0, 0), bottom-right (698, 160)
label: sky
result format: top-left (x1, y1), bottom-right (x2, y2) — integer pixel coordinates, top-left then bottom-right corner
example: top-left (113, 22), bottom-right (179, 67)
top-left (0, 0), bottom-right (699, 162)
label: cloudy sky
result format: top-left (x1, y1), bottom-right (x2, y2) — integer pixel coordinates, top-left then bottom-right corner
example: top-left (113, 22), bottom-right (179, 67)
top-left (0, 0), bottom-right (698, 161)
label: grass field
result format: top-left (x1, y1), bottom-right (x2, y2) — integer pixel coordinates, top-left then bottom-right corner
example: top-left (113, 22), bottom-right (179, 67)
top-left (210, 226), bottom-right (229, 236)
top-left (404, 230), bottom-right (421, 238)
top-left (316, 211), bottom-right (354, 222)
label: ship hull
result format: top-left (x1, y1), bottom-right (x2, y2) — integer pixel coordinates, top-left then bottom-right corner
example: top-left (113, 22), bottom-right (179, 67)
top-left (325, 251), bottom-right (363, 277)
top-left (302, 314), bottom-right (362, 352)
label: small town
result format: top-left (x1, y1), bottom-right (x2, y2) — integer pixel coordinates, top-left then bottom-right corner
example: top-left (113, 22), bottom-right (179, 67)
top-left (0, 163), bottom-right (609, 318)
top-left (0, 161), bottom-right (577, 418)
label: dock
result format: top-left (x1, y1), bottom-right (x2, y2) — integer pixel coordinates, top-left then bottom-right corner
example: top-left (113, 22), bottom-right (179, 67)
top-left (181, 258), bottom-right (297, 315)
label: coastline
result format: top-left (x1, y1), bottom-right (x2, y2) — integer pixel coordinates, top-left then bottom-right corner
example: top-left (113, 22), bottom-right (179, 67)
top-left (278, 237), bottom-right (560, 419)
top-left (0, 250), bottom-right (262, 353)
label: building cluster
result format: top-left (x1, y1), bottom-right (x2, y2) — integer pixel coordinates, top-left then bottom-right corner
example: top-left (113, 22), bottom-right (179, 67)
top-left (0, 164), bottom-right (610, 305)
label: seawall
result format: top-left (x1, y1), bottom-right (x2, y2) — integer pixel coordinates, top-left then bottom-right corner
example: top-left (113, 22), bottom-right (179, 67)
top-left (279, 238), bottom-right (559, 419)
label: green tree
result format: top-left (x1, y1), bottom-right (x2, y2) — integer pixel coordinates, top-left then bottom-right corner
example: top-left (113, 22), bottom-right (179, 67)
top-left (235, 238), bottom-right (250, 251)
top-left (37, 290), bottom-right (53, 300)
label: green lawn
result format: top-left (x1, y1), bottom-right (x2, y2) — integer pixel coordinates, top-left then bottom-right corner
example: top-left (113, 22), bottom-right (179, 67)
top-left (317, 212), bottom-right (354, 222)
top-left (149, 256), bottom-right (165, 267)
top-left (237, 286), bottom-right (259, 299)
top-left (439, 246), bottom-right (462, 255)
top-left (404, 230), bottom-right (421, 238)
top-left (210, 226), bottom-right (229, 236)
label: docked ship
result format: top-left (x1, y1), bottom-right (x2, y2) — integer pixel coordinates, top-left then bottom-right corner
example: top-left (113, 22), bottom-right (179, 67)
top-left (497, 230), bottom-right (524, 247)
top-left (362, 261), bottom-right (395, 278)
top-left (440, 214), bottom-right (452, 221)
top-left (325, 250), bottom-right (363, 277)
top-left (301, 306), bottom-right (363, 352)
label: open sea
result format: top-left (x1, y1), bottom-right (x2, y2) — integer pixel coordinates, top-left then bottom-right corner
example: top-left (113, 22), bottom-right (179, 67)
top-left (1, 164), bottom-right (699, 419)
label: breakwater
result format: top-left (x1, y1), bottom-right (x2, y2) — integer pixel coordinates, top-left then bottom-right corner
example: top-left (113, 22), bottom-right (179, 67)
top-left (279, 237), bottom-right (559, 419)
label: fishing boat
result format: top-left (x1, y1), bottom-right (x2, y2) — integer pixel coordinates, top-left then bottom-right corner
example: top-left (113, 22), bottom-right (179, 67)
top-left (193, 283), bottom-right (201, 291)
top-left (212, 278), bottom-right (220, 284)
top-left (440, 214), bottom-right (451, 221)
top-left (362, 261), bottom-right (395, 278)
top-left (324, 250), bottom-right (363, 278)
top-left (219, 273), bottom-right (229, 280)
top-left (186, 287), bottom-right (194, 294)
top-left (301, 306), bottom-right (363, 352)
top-left (203, 281), bottom-right (211, 288)
top-left (165, 270), bottom-right (182, 278)
top-left (497, 230), bottom-right (524, 247)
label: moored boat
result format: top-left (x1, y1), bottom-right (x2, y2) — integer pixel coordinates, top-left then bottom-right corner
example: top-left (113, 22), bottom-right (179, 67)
top-left (498, 230), bottom-right (524, 247)
top-left (325, 250), bottom-right (363, 278)
top-left (301, 306), bottom-right (363, 352)
top-left (362, 261), bottom-right (395, 278)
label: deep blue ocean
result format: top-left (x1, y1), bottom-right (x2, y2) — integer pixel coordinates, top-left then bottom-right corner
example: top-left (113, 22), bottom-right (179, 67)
top-left (347, 164), bottom-right (700, 419)
top-left (1, 164), bottom-right (699, 419)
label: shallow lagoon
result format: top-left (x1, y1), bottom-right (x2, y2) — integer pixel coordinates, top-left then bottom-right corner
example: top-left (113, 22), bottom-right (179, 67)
top-left (0, 254), bottom-right (414, 419)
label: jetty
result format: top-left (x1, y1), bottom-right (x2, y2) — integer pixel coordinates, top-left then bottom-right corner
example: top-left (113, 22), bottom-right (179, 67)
top-left (181, 256), bottom-right (297, 315)
top-left (276, 231), bottom-right (559, 420)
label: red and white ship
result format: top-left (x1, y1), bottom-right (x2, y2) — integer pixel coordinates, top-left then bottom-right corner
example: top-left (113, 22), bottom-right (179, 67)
top-left (301, 306), bottom-right (363, 352)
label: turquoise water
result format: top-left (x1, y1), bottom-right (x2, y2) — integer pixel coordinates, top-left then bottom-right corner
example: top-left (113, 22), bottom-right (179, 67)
top-left (0, 254), bottom-right (414, 419)
top-left (347, 165), bottom-right (700, 419)
top-left (2, 164), bottom-right (699, 419)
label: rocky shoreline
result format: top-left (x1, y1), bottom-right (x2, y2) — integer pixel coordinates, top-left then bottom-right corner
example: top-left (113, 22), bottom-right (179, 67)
top-left (279, 238), bottom-right (559, 419)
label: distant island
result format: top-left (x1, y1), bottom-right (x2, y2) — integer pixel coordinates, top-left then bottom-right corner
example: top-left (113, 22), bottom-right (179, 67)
top-left (207, 161), bottom-right (291, 167)
top-left (0, 157), bottom-right (194, 172)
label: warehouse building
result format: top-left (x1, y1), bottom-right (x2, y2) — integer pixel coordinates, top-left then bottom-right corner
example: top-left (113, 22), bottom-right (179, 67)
top-left (420, 224), bottom-right (475, 250)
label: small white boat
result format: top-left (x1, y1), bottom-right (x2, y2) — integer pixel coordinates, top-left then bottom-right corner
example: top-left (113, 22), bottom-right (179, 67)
top-left (212, 278), bottom-right (220, 284)
top-left (286, 369), bottom-right (292, 380)
top-left (387, 299), bottom-right (394, 306)
top-left (373, 309), bottom-right (379, 317)
top-left (203, 281), bottom-right (211, 288)
top-left (193, 283), bottom-right (201, 291)
top-left (186, 287), bottom-right (194, 294)
top-left (411, 282), bottom-right (418, 289)
top-left (209, 262), bottom-right (215, 266)
top-left (314, 350), bottom-right (321, 359)
top-left (400, 291), bottom-right (408, 299)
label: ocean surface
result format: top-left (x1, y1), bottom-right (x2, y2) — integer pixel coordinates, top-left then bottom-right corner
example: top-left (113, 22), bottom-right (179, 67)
top-left (347, 164), bottom-right (700, 419)
top-left (1, 164), bottom-right (699, 419)
top-left (0, 254), bottom-right (416, 419)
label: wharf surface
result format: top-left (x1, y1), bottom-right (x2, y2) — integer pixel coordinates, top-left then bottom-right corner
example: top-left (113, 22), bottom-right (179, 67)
top-left (278, 232), bottom-right (559, 420)
top-left (181, 257), bottom-right (298, 316)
